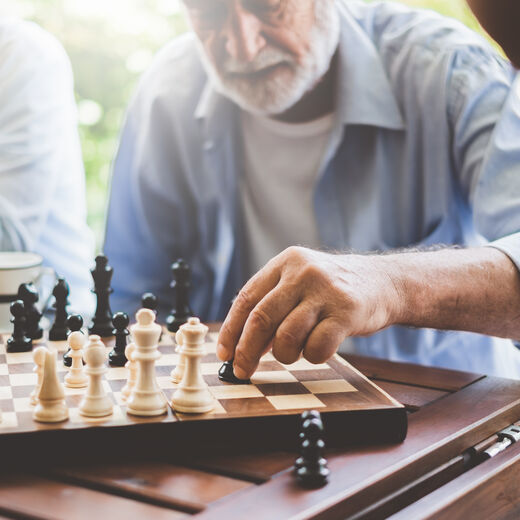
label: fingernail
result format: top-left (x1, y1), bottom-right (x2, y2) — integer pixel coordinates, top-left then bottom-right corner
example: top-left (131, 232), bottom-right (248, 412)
top-left (216, 343), bottom-right (230, 361)
top-left (233, 365), bottom-right (249, 381)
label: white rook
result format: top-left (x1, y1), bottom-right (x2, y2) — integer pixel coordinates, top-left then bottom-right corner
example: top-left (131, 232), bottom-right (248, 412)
top-left (126, 308), bottom-right (167, 417)
top-left (171, 317), bottom-right (214, 414)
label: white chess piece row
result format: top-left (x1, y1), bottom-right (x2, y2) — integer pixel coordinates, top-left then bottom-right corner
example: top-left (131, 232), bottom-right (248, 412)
top-left (29, 309), bottom-right (215, 424)
top-left (31, 334), bottom-right (115, 423)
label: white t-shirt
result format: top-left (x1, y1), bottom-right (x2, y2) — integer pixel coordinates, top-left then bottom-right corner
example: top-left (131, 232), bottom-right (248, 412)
top-left (0, 19), bottom-right (94, 315)
top-left (240, 111), bottom-right (334, 276)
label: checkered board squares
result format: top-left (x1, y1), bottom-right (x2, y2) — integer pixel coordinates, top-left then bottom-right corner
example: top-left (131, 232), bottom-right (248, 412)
top-left (0, 327), bottom-right (403, 437)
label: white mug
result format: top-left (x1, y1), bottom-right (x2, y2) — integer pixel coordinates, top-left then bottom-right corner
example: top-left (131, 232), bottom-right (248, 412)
top-left (0, 252), bottom-right (56, 333)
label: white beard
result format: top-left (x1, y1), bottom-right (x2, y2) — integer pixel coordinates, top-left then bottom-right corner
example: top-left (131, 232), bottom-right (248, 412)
top-left (196, 0), bottom-right (340, 116)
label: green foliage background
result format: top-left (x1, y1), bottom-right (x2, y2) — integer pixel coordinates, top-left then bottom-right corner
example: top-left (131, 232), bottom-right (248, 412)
top-left (0, 0), bottom-right (484, 248)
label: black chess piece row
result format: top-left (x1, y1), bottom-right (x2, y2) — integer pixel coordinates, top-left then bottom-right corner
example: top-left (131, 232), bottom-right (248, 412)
top-left (7, 280), bottom-right (68, 353)
top-left (294, 410), bottom-right (330, 488)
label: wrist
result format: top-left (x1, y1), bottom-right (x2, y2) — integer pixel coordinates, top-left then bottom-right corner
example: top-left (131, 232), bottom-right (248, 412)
top-left (370, 254), bottom-right (410, 328)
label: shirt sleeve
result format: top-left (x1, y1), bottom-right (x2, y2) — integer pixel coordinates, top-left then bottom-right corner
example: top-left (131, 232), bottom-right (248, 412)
top-left (0, 21), bottom-right (79, 251)
top-left (447, 48), bottom-right (520, 269)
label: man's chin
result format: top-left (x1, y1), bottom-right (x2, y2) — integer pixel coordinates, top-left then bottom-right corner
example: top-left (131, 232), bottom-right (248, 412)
top-left (215, 72), bottom-right (308, 115)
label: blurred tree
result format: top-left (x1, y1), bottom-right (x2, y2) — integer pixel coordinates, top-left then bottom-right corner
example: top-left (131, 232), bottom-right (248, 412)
top-left (0, 0), bottom-right (486, 249)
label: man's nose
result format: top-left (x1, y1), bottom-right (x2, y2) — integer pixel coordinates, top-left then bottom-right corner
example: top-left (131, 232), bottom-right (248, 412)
top-left (224, 5), bottom-right (266, 62)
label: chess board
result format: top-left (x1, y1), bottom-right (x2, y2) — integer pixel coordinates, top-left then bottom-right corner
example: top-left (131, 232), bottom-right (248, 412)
top-left (0, 326), bottom-right (407, 462)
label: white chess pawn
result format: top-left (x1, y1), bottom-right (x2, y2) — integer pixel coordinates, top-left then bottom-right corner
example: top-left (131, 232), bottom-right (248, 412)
top-left (30, 346), bottom-right (48, 406)
top-left (126, 309), bottom-right (167, 417)
top-left (121, 342), bottom-right (137, 402)
top-left (65, 331), bottom-right (88, 388)
top-left (171, 317), bottom-right (214, 414)
top-left (33, 350), bottom-right (69, 423)
top-left (79, 335), bottom-right (113, 417)
top-left (171, 329), bottom-right (186, 383)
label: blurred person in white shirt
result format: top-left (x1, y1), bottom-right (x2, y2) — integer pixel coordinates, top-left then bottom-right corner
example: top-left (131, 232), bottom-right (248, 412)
top-left (0, 18), bottom-right (94, 315)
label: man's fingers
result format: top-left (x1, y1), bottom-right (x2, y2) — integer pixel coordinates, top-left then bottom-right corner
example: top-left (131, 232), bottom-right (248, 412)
top-left (233, 286), bottom-right (300, 379)
top-left (271, 303), bottom-right (320, 365)
top-left (302, 318), bottom-right (346, 365)
top-left (217, 267), bottom-right (281, 361)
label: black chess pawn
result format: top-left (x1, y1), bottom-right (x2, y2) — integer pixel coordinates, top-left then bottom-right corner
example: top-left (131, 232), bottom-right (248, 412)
top-left (295, 417), bottom-right (330, 488)
top-left (17, 283), bottom-right (43, 340)
top-left (6, 300), bottom-right (32, 353)
top-left (109, 312), bottom-right (130, 367)
top-left (295, 411), bottom-right (323, 473)
top-left (63, 314), bottom-right (84, 367)
top-left (141, 292), bottom-right (158, 312)
top-left (166, 259), bottom-right (193, 333)
top-left (218, 359), bottom-right (251, 384)
top-left (49, 278), bottom-right (70, 341)
top-left (89, 255), bottom-right (114, 337)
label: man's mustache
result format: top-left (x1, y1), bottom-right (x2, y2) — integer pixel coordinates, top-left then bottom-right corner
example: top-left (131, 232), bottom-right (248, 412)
top-left (223, 47), bottom-right (293, 74)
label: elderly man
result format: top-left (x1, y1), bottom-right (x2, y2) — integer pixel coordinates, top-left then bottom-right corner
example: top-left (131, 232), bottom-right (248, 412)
top-left (0, 19), bottom-right (93, 313)
top-left (105, 0), bottom-right (520, 378)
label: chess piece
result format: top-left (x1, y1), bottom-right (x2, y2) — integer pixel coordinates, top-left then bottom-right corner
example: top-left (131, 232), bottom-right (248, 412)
top-left (63, 314), bottom-right (84, 367)
top-left (30, 346), bottom-right (48, 406)
top-left (171, 317), bottom-right (214, 414)
top-left (166, 259), bottom-right (193, 333)
top-left (295, 417), bottom-right (330, 488)
top-left (6, 300), bottom-right (32, 353)
top-left (170, 329), bottom-right (186, 383)
top-left (88, 255), bottom-right (114, 337)
top-left (141, 292), bottom-right (158, 313)
top-left (33, 350), bottom-right (68, 423)
top-left (126, 309), bottom-right (167, 416)
top-left (121, 342), bottom-right (137, 402)
top-left (65, 331), bottom-right (88, 388)
top-left (79, 335), bottom-right (113, 417)
top-left (49, 278), bottom-right (70, 341)
top-left (17, 283), bottom-right (43, 340)
top-left (294, 411), bottom-right (323, 473)
top-left (142, 292), bottom-right (162, 341)
top-left (109, 312), bottom-right (130, 367)
top-left (218, 359), bottom-right (251, 384)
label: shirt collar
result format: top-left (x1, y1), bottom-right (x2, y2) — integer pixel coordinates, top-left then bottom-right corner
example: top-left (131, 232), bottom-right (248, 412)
top-left (195, 3), bottom-right (405, 131)
top-left (334, 2), bottom-right (405, 130)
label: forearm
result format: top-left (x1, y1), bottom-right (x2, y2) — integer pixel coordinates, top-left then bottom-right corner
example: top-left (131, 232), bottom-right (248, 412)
top-left (380, 247), bottom-right (520, 339)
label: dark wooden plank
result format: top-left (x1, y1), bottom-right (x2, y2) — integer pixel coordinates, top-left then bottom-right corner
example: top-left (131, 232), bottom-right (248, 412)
top-left (196, 376), bottom-right (520, 520)
top-left (374, 381), bottom-right (449, 411)
top-left (182, 451), bottom-right (296, 483)
top-left (343, 353), bottom-right (484, 392)
top-left (390, 436), bottom-right (520, 520)
top-left (350, 455), bottom-right (467, 520)
top-left (48, 462), bottom-right (251, 514)
top-left (0, 475), bottom-right (186, 520)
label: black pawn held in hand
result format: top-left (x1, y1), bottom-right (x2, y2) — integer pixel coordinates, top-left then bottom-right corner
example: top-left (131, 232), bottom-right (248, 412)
top-left (166, 259), bottom-right (193, 333)
top-left (49, 278), bottom-right (70, 341)
top-left (109, 312), bottom-right (130, 367)
top-left (89, 255), bottom-right (114, 337)
top-left (7, 300), bottom-right (32, 353)
top-left (295, 413), bottom-right (330, 488)
top-left (17, 283), bottom-right (42, 340)
top-left (63, 314), bottom-right (84, 367)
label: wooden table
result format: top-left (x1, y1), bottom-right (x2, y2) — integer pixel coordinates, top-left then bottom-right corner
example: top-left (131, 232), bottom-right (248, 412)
top-left (1, 353), bottom-right (520, 520)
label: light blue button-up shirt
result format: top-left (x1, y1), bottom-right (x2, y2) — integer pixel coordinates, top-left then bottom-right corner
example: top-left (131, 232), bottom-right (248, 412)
top-left (105, 1), bottom-right (520, 378)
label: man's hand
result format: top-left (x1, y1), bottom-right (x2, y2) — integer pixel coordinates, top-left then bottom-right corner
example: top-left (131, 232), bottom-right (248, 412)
top-left (217, 247), bottom-right (402, 380)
